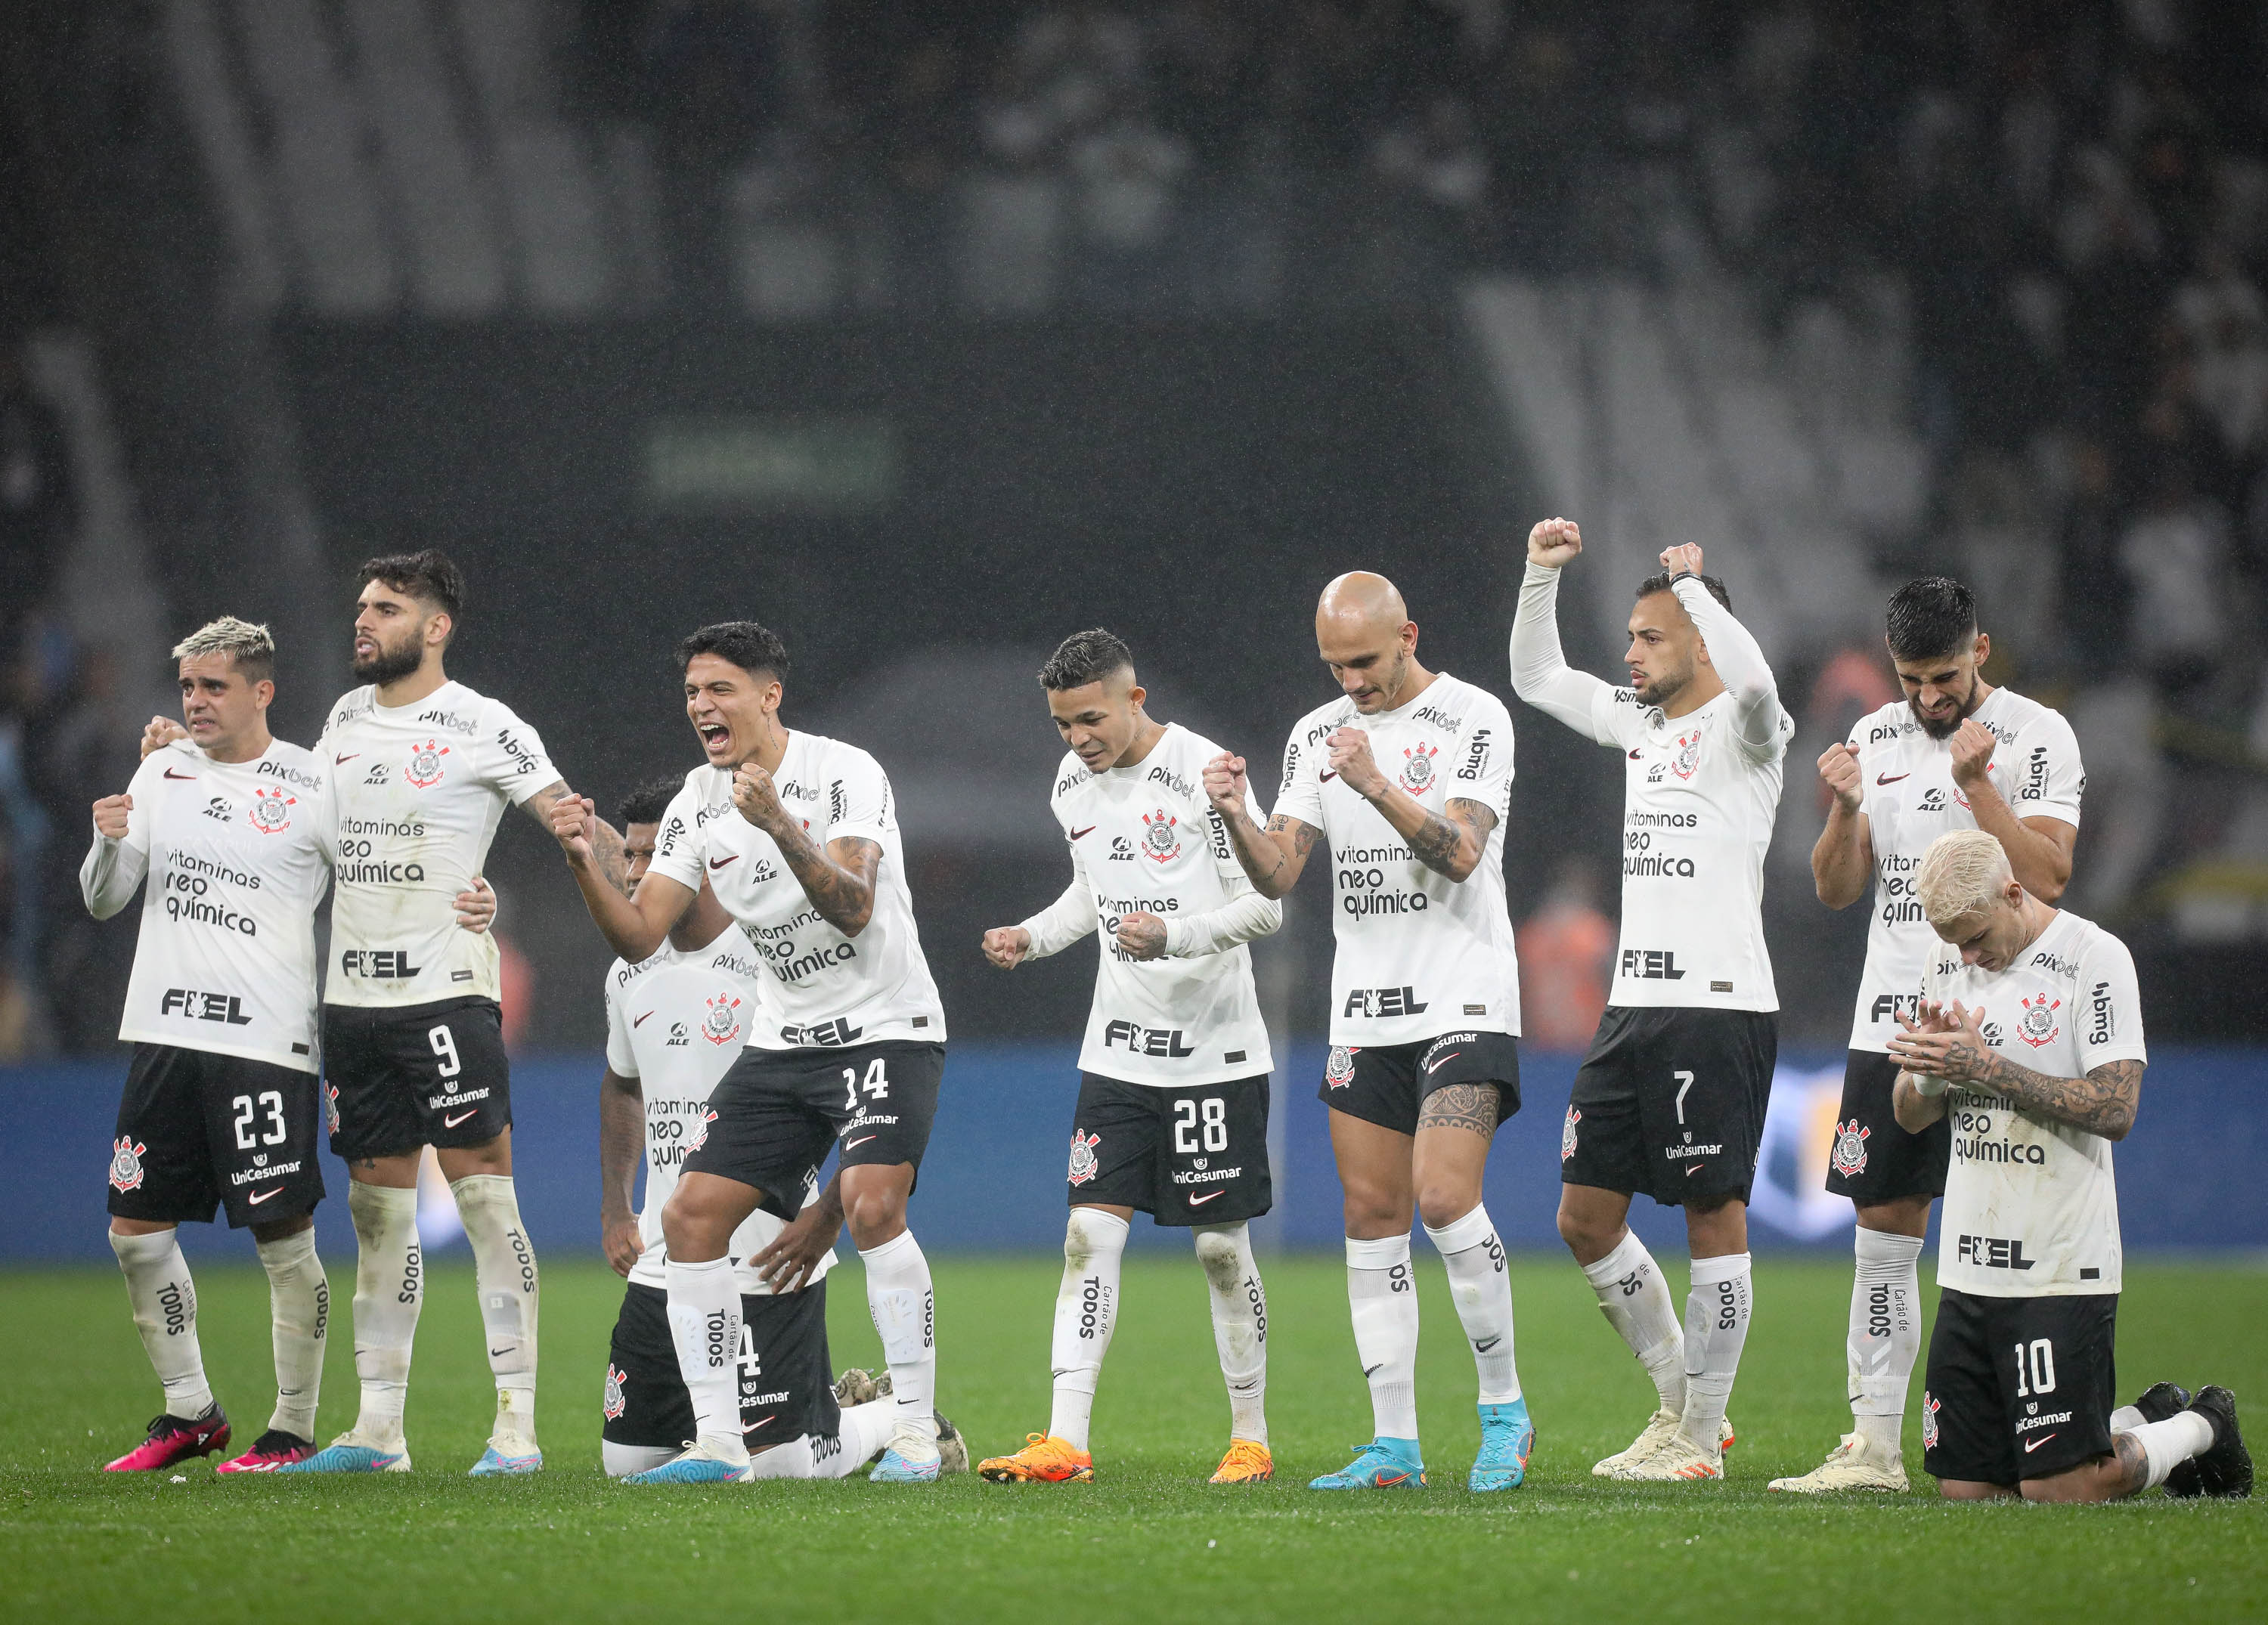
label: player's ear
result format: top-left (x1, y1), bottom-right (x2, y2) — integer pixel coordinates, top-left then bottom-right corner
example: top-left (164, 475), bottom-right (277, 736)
top-left (1126, 682), bottom-right (1145, 713)
top-left (1972, 630), bottom-right (1990, 667)
top-left (253, 678), bottom-right (275, 710)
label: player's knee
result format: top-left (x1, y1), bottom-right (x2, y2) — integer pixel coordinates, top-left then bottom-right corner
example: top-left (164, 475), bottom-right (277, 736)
top-left (1340, 1185), bottom-right (1408, 1234)
top-left (1192, 1225), bottom-right (1241, 1288)
top-left (1555, 1198), bottom-right (1610, 1254)
top-left (843, 1184), bottom-right (906, 1242)
top-left (1414, 1180), bottom-right (1478, 1233)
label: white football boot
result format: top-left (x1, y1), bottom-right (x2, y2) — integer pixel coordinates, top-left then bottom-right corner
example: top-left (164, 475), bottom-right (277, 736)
top-left (1768, 1432), bottom-right (1908, 1493)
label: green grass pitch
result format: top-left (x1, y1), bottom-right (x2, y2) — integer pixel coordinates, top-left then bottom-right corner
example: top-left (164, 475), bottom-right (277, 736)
top-left (2, 1252), bottom-right (2260, 1622)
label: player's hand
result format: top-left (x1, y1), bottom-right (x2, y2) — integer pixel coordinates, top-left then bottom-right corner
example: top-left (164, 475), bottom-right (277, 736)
top-left (1659, 542), bottom-right (1706, 577)
top-left (1202, 751), bottom-right (1249, 821)
top-left (1327, 726), bottom-right (1389, 800)
top-left (981, 926), bottom-right (1031, 969)
top-left (548, 792), bottom-right (598, 866)
top-left (454, 875), bottom-right (497, 934)
top-left (140, 717), bottom-right (187, 759)
top-left (602, 1212), bottom-right (643, 1278)
top-left (732, 760), bottom-right (785, 830)
top-left (92, 793), bottom-right (134, 839)
top-left (1948, 717), bottom-right (1996, 788)
top-left (1888, 1000), bottom-right (1995, 1086)
top-left (1527, 517), bottom-right (1582, 568)
top-left (749, 1202), bottom-right (841, 1294)
top-left (1818, 742), bottom-right (1863, 812)
top-left (1115, 911), bottom-right (1168, 960)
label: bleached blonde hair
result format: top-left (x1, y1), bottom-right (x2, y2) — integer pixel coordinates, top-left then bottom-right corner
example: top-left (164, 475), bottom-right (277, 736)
top-left (1916, 829), bottom-right (2013, 928)
top-left (172, 617), bottom-right (276, 679)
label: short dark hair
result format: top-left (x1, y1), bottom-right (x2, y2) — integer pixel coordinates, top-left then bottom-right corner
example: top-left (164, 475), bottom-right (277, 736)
top-left (1636, 570), bottom-right (1732, 611)
top-left (616, 775), bottom-right (682, 829)
top-left (1037, 628), bottom-right (1135, 692)
top-left (677, 620), bottom-right (790, 682)
top-left (358, 549), bottom-right (465, 620)
top-left (1885, 577), bottom-right (1978, 661)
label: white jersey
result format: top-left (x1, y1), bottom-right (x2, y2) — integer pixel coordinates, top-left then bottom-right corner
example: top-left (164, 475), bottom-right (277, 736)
top-left (1022, 723), bottom-right (1277, 1085)
top-left (1845, 689), bottom-right (2085, 1051)
top-left (647, 731), bottom-right (946, 1051)
top-left (604, 936), bottom-right (835, 1295)
top-left (1510, 566), bottom-right (1789, 1012)
top-left (1925, 910), bottom-right (2143, 1298)
top-left (79, 738), bottom-right (333, 1072)
top-left (319, 679), bottom-right (556, 1008)
top-left (1273, 673), bottom-right (1522, 1046)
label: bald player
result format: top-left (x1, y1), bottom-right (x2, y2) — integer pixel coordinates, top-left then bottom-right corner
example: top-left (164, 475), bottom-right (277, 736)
top-left (1205, 573), bottom-right (1532, 1494)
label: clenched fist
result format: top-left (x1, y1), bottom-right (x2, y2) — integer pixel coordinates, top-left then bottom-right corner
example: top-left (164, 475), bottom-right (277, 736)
top-left (1659, 542), bottom-right (1706, 577)
top-left (1818, 742), bottom-right (1863, 812)
top-left (1948, 718), bottom-right (1997, 789)
top-left (93, 793), bottom-right (134, 839)
top-left (1527, 517), bottom-right (1583, 568)
top-left (981, 926), bottom-right (1031, 969)
top-left (732, 760), bottom-right (785, 829)
top-left (1202, 751), bottom-right (1250, 821)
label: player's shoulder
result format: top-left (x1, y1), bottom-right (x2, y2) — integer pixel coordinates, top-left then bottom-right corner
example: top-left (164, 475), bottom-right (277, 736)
top-left (1417, 672), bottom-right (1511, 729)
top-left (688, 930), bottom-right (767, 989)
top-left (1991, 687), bottom-right (2077, 743)
top-left (1288, 693), bottom-right (1356, 743)
top-left (606, 946), bottom-right (671, 998)
top-left (1849, 699), bottom-right (1913, 751)
top-left (253, 739), bottom-right (327, 794)
top-left (324, 686), bottom-right (378, 735)
top-left (397, 680), bottom-right (486, 740)
top-left (2057, 909), bottom-right (2133, 968)
top-left (797, 729), bottom-right (884, 778)
top-left (1049, 749), bottom-right (1093, 807)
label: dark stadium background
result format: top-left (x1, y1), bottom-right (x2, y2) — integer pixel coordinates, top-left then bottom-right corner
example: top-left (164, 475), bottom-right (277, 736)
top-left (3, 0), bottom-right (2266, 1262)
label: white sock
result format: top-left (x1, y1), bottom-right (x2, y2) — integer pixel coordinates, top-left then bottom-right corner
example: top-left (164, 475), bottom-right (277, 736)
top-left (1346, 1233), bottom-right (1420, 1442)
top-left (1579, 1230), bottom-right (1685, 1413)
top-left (2108, 1404), bottom-right (2144, 1434)
top-left (255, 1228), bottom-right (328, 1439)
top-left (2129, 1412), bottom-right (2215, 1490)
top-left (745, 1436), bottom-right (817, 1479)
top-left (1046, 1209), bottom-right (1127, 1451)
top-left (1195, 1222), bottom-right (1269, 1445)
top-left (665, 1257), bottom-right (746, 1461)
top-left (824, 1398), bottom-right (898, 1475)
top-left (451, 1175), bottom-right (540, 1444)
top-left (348, 1183), bottom-right (420, 1442)
top-left (860, 1229), bottom-right (937, 1441)
top-left (603, 1441), bottom-right (677, 1477)
top-left (1848, 1227), bottom-right (1923, 1452)
top-left (1424, 1204), bottom-right (1521, 1405)
top-left (110, 1229), bottom-right (214, 1418)
top-left (1681, 1251), bottom-right (1752, 1448)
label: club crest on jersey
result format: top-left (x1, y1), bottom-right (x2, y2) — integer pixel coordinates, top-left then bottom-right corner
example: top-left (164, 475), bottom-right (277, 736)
top-left (325, 1085), bottom-right (341, 1136)
top-left (246, 787), bottom-right (296, 834)
top-left (701, 992), bottom-right (744, 1047)
top-left (2018, 994), bottom-right (2061, 1048)
top-left (603, 1363), bottom-right (627, 1421)
top-left (1139, 809), bottom-right (1180, 862)
top-left (1830, 1119), bottom-right (1870, 1178)
top-left (405, 740), bottom-right (450, 789)
top-left (1399, 741), bottom-right (1439, 792)
top-left (1922, 1391), bottom-right (1941, 1451)
top-left (1067, 1130), bottom-right (1101, 1186)
top-left (1324, 1045), bottom-right (1356, 1088)
top-left (688, 1110), bottom-right (716, 1153)
top-left (1672, 729), bottom-right (1703, 780)
top-left (1560, 1106), bottom-right (1581, 1162)
top-left (110, 1136), bottom-right (148, 1193)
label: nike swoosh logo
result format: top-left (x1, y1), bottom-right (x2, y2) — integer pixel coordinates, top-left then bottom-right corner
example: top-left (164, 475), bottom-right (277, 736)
top-left (634, 1011), bottom-right (654, 1027)
top-left (445, 1110), bottom-right (479, 1128)
top-left (1686, 1164), bottom-right (1706, 1176)
top-left (1376, 1472), bottom-right (1410, 1487)
top-left (1474, 1336), bottom-right (1500, 1352)
top-left (1876, 772), bottom-right (1909, 785)
top-left (164, 768), bottom-right (195, 781)
top-left (335, 754), bottom-right (359, 765)
top-left (1362, 1363), bottom-right (1383, 1378)
top-left (2022, 1434), bottom-right (2056, 1453)
top-left (708, 856), bottom-right (739, 871)
top-left (1425, 1051), bottom-right (1461, 1073)
top-left (246, 1186), bottom-right (285, 1205)
top-left (1069, 825), bottom-right (1096, 840)
top-left (1188, 1190), bottom-right (1224, 1206)
top-left (1320, 771), bottom-right (1338, 782)
top-left (744, 1416), bottom-right (776, 1434)
top-left (844, 1134), bottom-right (877, 1150)
top-left (490, 1347), bottom-right (513, 1357)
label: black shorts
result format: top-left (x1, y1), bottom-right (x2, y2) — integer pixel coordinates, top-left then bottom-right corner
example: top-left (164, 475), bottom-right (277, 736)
top-left (602, 1279), bottom-right (840, 1450)
top-left (323, 998), bottom-right (512, 1161)
top-left (107, 1044), bottom-right (326, 1228)
top-left (683, 1040), bottom-right (943, 1222)
top-left (1823, 1049), bottom-right (1950, 1204)
top-left (1317, 1030), bottom-right (1523, 1137)
top-left (1067, 1072), bottom-right (1272, 1225)
top-left (1923, 1288), bottom-right (2118, 1486)
top-left (1560, 1005), bottom-right (1777, 1207)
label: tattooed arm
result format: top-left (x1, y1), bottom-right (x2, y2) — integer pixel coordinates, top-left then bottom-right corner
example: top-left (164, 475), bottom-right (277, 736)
top-left (1201, 751), bottom-right (1320, 899)
top-left (1887, 1000), bottom-right (2144, 1140)
top-left (770, 824), bottom-right (881, 938)
top-left (527, 780), bottom-right (627, 890)
top-left (1323, 725), bottom-right (1497, 884)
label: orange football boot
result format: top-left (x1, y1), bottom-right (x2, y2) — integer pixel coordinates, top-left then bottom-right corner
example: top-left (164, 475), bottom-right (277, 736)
top-left (1208, 1439), bottom-right (1274, 1484)
top-left (978, 1433), bottom-right (1095, 1484)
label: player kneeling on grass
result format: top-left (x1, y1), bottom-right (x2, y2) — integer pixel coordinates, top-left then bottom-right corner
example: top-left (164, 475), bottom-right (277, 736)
top-left (1886, 830), bottom-right (2250, 1503)
top-left (595, 782), bottom-right (953, 1480)
top-left (976, 632), bottom-right (1281, 1487)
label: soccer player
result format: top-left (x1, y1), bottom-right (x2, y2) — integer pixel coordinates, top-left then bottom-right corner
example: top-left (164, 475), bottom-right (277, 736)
top-left (82, 618), bottom-right (491, 1474)
top-left (974, 631), bottom-right (1282, 1487)
top-left (1205, 574), bottom-right (1532, 1493)
top-left (290, 550), bottom-right (607, 1476)
top-left (1772, 578), bottom-right (2086, 1494)
top-left (551, 621), bottom-right (952, 1484)
top-left (596, 778), bottom-right (920, 1481)
top-left (1885, 830), bottom-right (2249, 1503)
top-left (1510, 520), bottom-right (1789, 1482)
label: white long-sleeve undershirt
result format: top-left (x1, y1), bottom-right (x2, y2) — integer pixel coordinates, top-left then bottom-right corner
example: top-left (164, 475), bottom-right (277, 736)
top-left (1015, 843), bottom-right (1281, 960)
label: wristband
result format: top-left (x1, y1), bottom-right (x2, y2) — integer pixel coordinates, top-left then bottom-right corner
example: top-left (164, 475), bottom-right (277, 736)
top-left (1910, 1072), bottom-right (1947, 1098)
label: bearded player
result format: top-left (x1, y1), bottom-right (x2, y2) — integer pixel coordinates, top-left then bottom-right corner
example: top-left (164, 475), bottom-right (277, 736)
top-left (1207, 574), bottom-right (1533, 1493)
top-left (1887, 831), bottom-right (2248, 1503)
top-left (1510, 521), bottom-right (1789, 1482)
top-left (975, 631), bottom-right (1281, 1487)
top-left (1773, 578), bottom-right (2085, 1493)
